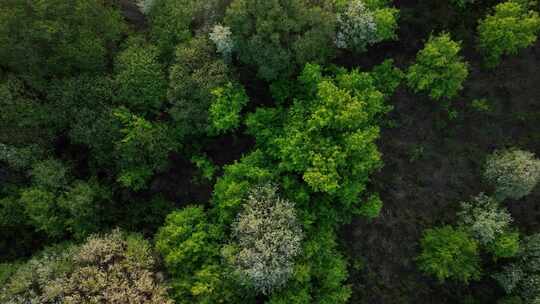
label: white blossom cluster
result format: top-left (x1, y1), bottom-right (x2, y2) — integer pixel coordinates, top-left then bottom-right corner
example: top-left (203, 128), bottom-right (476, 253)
top-left (230, 184), bottom-right (303, 294)
top-left (335, 0), bottom-right (378, 51)
top-left (137, 0), bottom-right (155, 15)
top-left (484, 149), bottom-right (540, 200)
top-left (457, 193), bottom-right (512, 245)
top-left (209, 24), bottom-right (234, 62)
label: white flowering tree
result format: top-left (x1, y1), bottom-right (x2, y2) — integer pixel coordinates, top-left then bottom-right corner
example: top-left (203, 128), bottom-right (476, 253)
top-left (225, 184), bottom-right (303, 295)
top-left (336, 0), bottom-right (398, 52)
top-left (209, 24), bottom-right (234, 62)
top-left (484, 149), bottom-right (540, 200)
top-left (457, 193), bottom-right (512, 245)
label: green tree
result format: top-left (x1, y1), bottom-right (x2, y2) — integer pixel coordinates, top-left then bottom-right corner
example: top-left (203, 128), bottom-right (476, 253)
top-left (148, 0), bottom-right (225, 59)
top-left (209, 82), bottom-right (249, 134)
top-left (0, 0), bottom-right (125, 90)
top-left (406, 33), bottom-right (469, 100)
top-left (19, 159), bottom-right (111, 240)
top-left (155, 206), bottom-right (247, 303)
top-left (147, 0), bottom-right (196, 59)
top-left (268, 225), bottom-right (351, 304)
top-left (247, 64), bottom-right (389, 208)
top-left (114, 40), bottom-right (167, 114)
top-left (167, 37), bottom-right (230, 137)
top-left (489, 231), bottom-right (520, 259)
top-left (0, 77), bottom-right (55, 148)
top-left (113, 108), bottom-right (179, 190)
top-left (484, 149), bottom-right (540, 200)
top-left (224, 0), bottom-right (337, 81)
top-left (212, 150), bottom-right (274, 225)
top-left (457, 193), bottom-right (513, 246)
top-left (417, 226), bottom-right (482, 283)
top-left (47, 74), bottom-right (120, 168)
top-left (478, 1), bottom-right (540, 68)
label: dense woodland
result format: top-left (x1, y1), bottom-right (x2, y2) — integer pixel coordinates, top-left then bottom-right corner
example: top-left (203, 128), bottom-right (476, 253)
top-left (2, 0), bottom-right (540, 303)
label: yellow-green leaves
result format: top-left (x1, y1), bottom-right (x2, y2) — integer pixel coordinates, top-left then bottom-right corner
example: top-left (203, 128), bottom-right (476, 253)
top-left (209, 83), bottom-right (249, 134)
top-left (478, 1), bottom-right (540, 68)
top-left (407, 33), bottom-right (469, 100)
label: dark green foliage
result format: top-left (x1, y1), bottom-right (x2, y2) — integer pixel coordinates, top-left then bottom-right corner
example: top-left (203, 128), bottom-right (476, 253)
top-left (148, 0), bottom-right (196, 59)
top-left (167, 37), bottom-right (230, 137)
top-left (267, 226), bottom-right (351, 304)
top-left (0, 0), bottom-right (125, 90)
top-left (494, 234), bottom-right (540, 303)
top-left (407, 33), bottom-right (469, 100)
top-left (48, 74), bottom-right (114, 132)
top-left (224, 0), bottom-right (337, 81)
top-left (371, 59), bottom-right (404, 97)
top-left (113, 108), bottom-right (179, 190)
top-left (19, 159), bottom-right (112, 240)
top-left (489, 231), bottom-right (520, 259)
top-left (417, 226), bottom-right (482, 283)
top-left (0, 77), bottom-right (55, 148)
top-left (114, 40), bottom-right (167, 114)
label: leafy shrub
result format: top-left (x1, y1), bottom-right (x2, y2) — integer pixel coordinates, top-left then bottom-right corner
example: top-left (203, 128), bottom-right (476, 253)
top-left (478, 1), bottom-right (540, 67)
top-left (225, 184), bottom-right (303, 294)
top-left (371, 59), bottom-right (404, 97)
top-left (457, 193), bottom-right (513, 246)
top-left (471, 98), bottom-right (492, 113)
top-left (406, 33), bottom-right (469, 100)
top-left (417, 226), bottom-right (481, 283)
top-left (0, 243), bottom-right (76, 303)
top-left (46, 74), bottom-right (118, 167)
top-left (484, 149), bottom-right (540, 200)
top-left (489, 231), bottom-right (520, 259)
top-left (358, 193), bottom-right (383, 219)
top-left (209, 82), bottom-right (249, 134)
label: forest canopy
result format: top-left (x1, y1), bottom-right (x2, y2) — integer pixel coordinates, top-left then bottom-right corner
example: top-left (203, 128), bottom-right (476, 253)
top-left (1, 0), bottom-right (540, 303)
